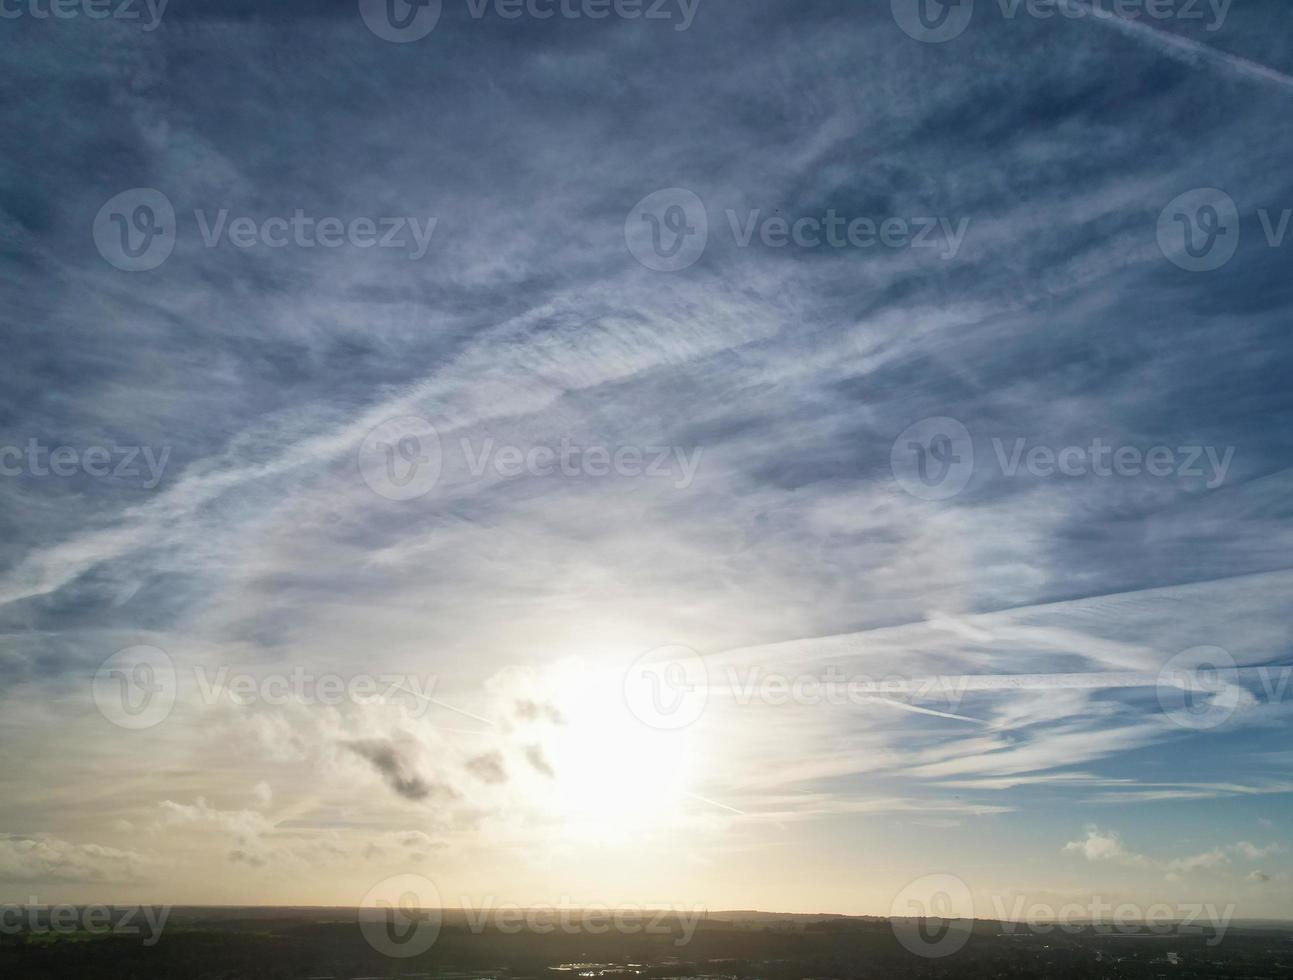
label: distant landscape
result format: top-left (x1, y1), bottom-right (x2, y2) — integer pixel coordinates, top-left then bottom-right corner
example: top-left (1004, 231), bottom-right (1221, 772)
top-left (4, 908), bottom-right (1292, 980)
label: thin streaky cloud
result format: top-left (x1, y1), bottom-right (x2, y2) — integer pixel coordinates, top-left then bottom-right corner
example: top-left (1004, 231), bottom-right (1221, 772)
top-left (1070, 0), bottom-right (1293, 92)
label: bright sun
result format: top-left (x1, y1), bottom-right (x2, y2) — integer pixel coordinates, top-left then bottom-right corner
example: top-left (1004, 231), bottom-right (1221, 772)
top-left (527, 660), bottom-right (700, 843)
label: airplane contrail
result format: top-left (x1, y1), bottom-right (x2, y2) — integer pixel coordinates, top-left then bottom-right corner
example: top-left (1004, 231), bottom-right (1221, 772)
top-left (1067, 0), bottom-right (1293, 93)
top-left (387, 682), bottom-right (497, 727)
top-left (820, 666), bottom-right (1281, 697)
top-left (860, 696), bottom-right (985, 724)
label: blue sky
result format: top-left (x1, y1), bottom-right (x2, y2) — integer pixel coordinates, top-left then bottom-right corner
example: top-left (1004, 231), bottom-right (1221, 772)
top-left (1, 0), bottom-right (1292, 919)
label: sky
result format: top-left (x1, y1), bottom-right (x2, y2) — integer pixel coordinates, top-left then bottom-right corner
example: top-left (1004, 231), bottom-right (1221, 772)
top-left (2, 0), bottom-right (1293, 925)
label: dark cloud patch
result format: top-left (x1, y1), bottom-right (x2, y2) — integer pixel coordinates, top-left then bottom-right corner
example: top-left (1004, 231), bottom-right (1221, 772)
top-left (466, 752), bottom-right (508, 784)
top-left (344, 739), bottom-right (443, 802)
top-left (514, 699), bottom-right (564, 725)
top-left (524, 744), bottom-right (555, 779)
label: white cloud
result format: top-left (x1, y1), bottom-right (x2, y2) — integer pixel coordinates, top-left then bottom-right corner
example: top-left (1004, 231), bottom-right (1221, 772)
top-left (0, 833), bottom-right (165, 884)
